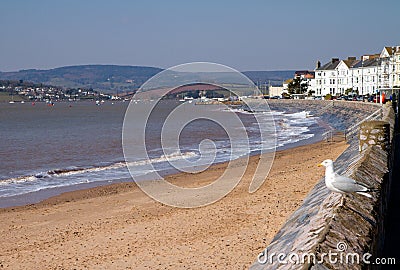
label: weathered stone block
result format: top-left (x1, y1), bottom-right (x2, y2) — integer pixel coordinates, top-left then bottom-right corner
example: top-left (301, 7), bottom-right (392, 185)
top-left (359, 121), bottom-right (390, 152)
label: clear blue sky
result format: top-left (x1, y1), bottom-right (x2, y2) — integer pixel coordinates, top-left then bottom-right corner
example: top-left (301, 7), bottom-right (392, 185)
top-left (0, 0), bottom-right (399, 72)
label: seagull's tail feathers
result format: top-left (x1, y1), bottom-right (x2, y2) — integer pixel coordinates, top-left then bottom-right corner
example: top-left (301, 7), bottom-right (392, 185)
top-left (356, 191), bottom-right (373, 198)
top-left (357, 183), bottom-right (379, 193)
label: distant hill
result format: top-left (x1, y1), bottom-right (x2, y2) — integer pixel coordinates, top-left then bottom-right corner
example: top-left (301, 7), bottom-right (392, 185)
top-left (0, 65), bottom-right (163, 94)
top-left (0, 65), bottom-right (295, 93)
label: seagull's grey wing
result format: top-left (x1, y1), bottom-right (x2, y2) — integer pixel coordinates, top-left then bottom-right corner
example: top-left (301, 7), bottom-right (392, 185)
top-left (331, 174), bottom-right (369, 193)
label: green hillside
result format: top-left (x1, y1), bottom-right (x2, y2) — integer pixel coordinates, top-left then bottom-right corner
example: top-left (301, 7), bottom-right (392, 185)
top-left (0, 65), bottom-right (163, 93)
top-left (0, 65), bottom-right (295, 93)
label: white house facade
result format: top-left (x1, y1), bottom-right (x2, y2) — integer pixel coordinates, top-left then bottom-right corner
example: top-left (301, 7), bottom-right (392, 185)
top-left (268, 86), bottom-right (284, 97)
top-left (394, 49), bottom-right (400, 87)
top-left (314, 58), bottom-right (340, 96)
top-left (312, 46), bottom-right (400, 97)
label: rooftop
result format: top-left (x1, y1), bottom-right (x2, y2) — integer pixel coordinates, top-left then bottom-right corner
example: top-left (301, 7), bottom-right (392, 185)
top-left (316, 58), bottom-right (340, 70)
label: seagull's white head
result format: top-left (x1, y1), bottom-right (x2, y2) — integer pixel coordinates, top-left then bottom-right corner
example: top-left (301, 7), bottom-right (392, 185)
top-left (318, 159), bottom-right (333, 167)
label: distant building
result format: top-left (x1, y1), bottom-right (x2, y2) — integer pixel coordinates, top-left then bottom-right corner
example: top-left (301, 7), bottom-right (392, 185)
top-left (314, 58), bottom-right (340, 96)
top-left (280, 71), bottom-right (316, 96)
top-left (380, 46), bottom-right (400, 89)
top-left (269, 86), bottom-right (284, 97)
top-left (394, 49), bottom-right (400, 87)
top-left (337, 57), bottom-right (359, 95)
top-left (350, 57), bottom-right (382, 95)
top-left (282, 79), bottom-right (292, 93)
top-left (312, 45), bottom-right (400, 97)
top-left (294, 70), bottom-right (311, 78)
top-left (297, 71), bottom-right (315, 95)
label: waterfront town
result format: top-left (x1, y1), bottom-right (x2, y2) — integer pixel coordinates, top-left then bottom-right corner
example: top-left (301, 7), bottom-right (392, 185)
top-left (1, 45), bottom-right (399, 103)
top-left (271, 45), bottom-right (400, 99)
top-left (0, 80), bottom-right (117, 102)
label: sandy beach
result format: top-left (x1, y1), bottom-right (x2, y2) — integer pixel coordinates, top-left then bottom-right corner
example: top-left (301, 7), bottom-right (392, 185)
top-left (0, 139), bottom-right (348, 269)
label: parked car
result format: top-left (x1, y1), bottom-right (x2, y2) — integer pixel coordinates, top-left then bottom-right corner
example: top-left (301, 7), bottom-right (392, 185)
top-left (356, 96), bottom-right (364, 101)
top-left (336, 95), bottom-right (349, 100)
top-left (342, 96), bottom-right (350, 101)
top-left (368, 95), bottom-right (374, 102)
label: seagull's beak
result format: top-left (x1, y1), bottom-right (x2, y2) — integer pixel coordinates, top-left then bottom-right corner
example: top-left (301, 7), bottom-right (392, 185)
top-left (317, 163), bottom-right (323, 167)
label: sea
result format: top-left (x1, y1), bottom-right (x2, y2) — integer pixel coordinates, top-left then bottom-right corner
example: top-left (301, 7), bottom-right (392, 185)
top-left (0, 100), bottom-right (326, 207)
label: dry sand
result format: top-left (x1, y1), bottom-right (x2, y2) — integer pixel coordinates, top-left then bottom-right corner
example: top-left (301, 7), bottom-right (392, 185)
top-left (0, 139), bottom-right (348, 269)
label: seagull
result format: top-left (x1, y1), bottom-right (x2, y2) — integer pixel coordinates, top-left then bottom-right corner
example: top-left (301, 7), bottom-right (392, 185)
top-left (318, 159), bottom-right (375, 198)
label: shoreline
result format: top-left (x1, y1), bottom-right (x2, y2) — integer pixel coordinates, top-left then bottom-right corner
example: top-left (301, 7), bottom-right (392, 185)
top-left (0, 131), bottom-right (325, 210)
top-left (0, 138), bottom-right (348, 269)
top-left (0, 129), bottom-right (325, 209)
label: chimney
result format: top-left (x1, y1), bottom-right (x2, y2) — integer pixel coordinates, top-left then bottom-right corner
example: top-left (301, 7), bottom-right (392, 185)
top-left (331, 58), bottom-right (339, 63)
top-left (316, 60), bottom-right (321, 69)
top-left (347, 56), bottom-right (356, 61)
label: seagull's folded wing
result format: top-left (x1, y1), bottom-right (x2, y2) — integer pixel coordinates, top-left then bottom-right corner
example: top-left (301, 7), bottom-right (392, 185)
top-left (331, 174), bottom-right (368, 193)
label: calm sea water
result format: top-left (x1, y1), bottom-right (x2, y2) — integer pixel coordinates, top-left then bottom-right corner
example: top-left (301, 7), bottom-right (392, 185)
top-left (0, 100), bottom-right (324, 207)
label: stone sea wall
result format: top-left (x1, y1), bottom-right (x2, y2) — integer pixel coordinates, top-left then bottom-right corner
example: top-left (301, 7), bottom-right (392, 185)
top-left (267, 100), bottom-right (381, 132)
top-left (250, 101), bottom-right (395, 270)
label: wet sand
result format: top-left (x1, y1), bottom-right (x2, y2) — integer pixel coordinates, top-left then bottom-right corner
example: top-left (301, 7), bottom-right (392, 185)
top-left (0, 139), bottom-right (348, 269)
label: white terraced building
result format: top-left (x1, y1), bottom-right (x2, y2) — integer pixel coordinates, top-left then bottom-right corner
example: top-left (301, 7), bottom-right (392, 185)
top-left (311, 46), bottom-right (400, 97)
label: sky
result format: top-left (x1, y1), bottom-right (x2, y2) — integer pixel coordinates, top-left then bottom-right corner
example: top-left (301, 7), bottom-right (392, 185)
top-left (0, 0), bottom-right (399, 72)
